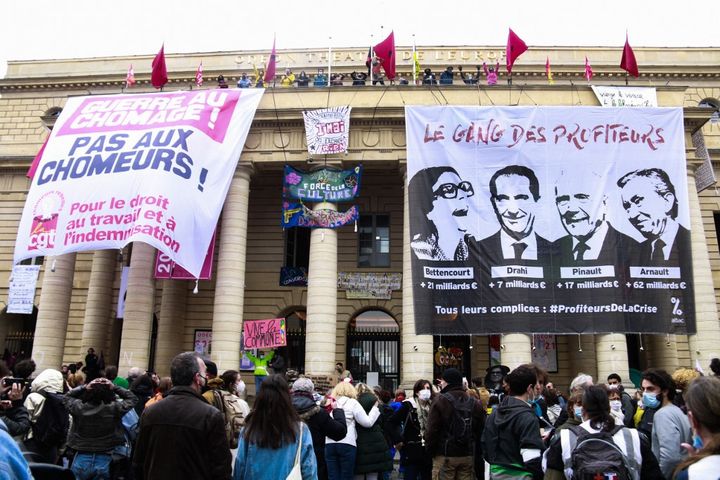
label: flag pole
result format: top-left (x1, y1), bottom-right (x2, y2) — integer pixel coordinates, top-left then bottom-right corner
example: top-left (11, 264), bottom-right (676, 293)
top-left (412, 34), bottom-right (417, 85)
top-left (328, 36), bottom-right (332, 86)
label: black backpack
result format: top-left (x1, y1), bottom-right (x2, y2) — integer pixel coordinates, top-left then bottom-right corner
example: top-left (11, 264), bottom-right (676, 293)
top-left (31, 391), bottom-right (69, 447)
top-left (566, 425), bottom-right (639, 480)
top-left (441, 393), bottom-right (475, 456)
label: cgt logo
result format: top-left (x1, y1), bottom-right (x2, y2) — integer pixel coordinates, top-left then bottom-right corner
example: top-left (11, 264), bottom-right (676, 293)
top-left (28, 190), bottom-right (65, 251)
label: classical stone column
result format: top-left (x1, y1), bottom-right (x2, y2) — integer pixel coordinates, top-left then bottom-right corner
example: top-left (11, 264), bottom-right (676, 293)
top-left (80, 250), bottom-right (117, 355)
top-left (567, 334), bottom-right (598, 381)
top-left (595, 334), bottom-right (630, 384)
top-left (211, 165), bottom-right (252, 372)
top-left (31, 254), bottom-right (76, 372)
top-left (502, 333), bottom-right (532, 369)
top-left (155, 279), bottom-right (187, 377)
top-left (304, 202), bottom-right (338, 377)
top-left (686, 160), bottom-right (720, 365)
top-left (648, 334), bottom-right (679, 373)
top-left (118, 242), bottom-right (156, 370)
top-left (401, 174), bottom-right (433, 387)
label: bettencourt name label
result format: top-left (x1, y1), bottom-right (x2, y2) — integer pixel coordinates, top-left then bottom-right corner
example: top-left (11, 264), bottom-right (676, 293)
top-left (423, 266), bottom-right (474, 279)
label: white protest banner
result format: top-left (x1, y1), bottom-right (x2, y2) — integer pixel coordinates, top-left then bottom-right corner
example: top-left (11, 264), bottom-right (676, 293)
top-left (14, 89), bottom-right (263, 277)
top-left (303, 106), bottom-right (351, 154)
top-left (7, 265), bottom-right (41, 314)
top-left (591, 86), bottom-right (658, 107)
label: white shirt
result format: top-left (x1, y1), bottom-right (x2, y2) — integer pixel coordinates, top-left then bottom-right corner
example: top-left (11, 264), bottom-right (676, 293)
top-left (325, 396), bottom-right (381, 447)
top-left (571, 221), bottom-right (609, 261)
top-left (500, 229), bottom-right (538, 260)
top-left (653, 220), bottom-right (679, 261)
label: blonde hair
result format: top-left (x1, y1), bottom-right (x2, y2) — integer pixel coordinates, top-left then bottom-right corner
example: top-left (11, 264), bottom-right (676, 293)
top-left (672, 367), bottom-right (701, 393)
top-left (332, 381), bottom-right (357, 399)
top-left (355, 382), bottom-right (376, 398)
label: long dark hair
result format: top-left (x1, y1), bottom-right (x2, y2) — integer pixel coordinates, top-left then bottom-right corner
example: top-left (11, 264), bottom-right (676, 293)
top-left (582, 385), bottom-right (615, 432)
top-left (243, 374), bottom-right (300, 449)
top-left (221, 370), bottom-right (239, 395)
top-left (675, 376), bottom-right (720, 474)
top-left (408, 166), bottom-right (460, 239)
top-left (81, 384), bottom-right (116, 405)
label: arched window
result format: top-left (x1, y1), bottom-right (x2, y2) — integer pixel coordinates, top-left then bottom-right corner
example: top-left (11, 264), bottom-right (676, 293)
top-left (347, 309), bottom-right (399, 391)
top-left (699, 98), bottom-right (720, 124)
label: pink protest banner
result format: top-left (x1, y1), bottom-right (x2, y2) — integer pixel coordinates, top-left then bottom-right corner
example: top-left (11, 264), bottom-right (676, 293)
top-left (155, 230), bottom-right (216, 279)
top-left (243, 318), bottom-right (287, 349)
top-left (13, 89), bottom-right (263, 277)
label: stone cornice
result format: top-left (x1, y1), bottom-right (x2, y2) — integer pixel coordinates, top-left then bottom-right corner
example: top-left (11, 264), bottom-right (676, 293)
top-left (2, 46), bottom-right (719, 92)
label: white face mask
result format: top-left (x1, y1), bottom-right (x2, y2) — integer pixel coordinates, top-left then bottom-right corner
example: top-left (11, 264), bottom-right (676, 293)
top-left (235, 380), bottom-right (246, 394)
top-left (610, 400), bottom-right (622, 412)
top-left (418, 389), bottom-right (431, 401)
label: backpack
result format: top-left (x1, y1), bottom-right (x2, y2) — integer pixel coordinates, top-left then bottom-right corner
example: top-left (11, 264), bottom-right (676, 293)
top-left (441, 393), bottom-right (475, 456)
top-left (564, 425), bottom-right (640, 480)
top-left (212, 390), bottom-right (245, 449)
top-left (31, 391), bottom-right (69, 447)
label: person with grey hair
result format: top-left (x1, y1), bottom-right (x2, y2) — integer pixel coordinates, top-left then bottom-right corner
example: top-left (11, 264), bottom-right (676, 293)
top-left (132, 352), bottom-right (231, 480)
top-left (617, 167), bottom-right (689, 265)
top-left (290, 377), bottom-right (347, 480)
top-left (570, 373), bottom-right (593, 394)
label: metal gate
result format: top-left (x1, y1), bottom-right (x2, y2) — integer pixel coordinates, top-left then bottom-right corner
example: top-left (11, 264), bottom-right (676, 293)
top-left (346, 332), bottom-right (400, 392)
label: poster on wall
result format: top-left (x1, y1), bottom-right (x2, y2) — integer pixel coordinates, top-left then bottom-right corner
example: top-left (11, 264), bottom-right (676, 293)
top-left (282, 202), bottom-right (359, 229)
top-left (194, 330), bottom-right (212, 356)
top-left (7, 265), bottom-right (41, 314)
top-left (531, 334), bottom-right (558, 373)
top-left (283, 165), bottom-right (362, 202)
top-left (14, 89), bottom-right (264, 277)
top-left (303, 106), bottom-right (352, 155)
top-left (406, 106), bottom-right (694, 335)
top-left (243, 318), bottom-right (287, 349)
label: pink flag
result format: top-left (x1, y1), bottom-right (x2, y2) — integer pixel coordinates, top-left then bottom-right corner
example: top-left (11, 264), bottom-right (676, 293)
top-left (506, 28), bottom-right (528, 74)
top-left (27, 136), bottom-right (49, 179)
top-left (195, 61), bottom-right (203, 87)
top-left (620, 33), bottom-right (639, 78)
top-left (373, 31), bottom-right (396, 80)
top-left (151, 45), bottom-right (168, 89)
top-left (126, 64), bottom-right (136, 88)
top-left (584, 56), bottom-right (593, 82)
top-left (264, 37), bottom-right (277, 84)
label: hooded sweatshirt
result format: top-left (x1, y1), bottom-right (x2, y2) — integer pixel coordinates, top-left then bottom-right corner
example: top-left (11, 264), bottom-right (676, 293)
top-left (481, 396), bottom-right (544, 480)
top-left (23, 369), bottom-right (65, 440)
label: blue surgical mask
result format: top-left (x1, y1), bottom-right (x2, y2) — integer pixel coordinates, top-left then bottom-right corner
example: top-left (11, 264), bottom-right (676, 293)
top-left (574, 406), bottom-right (583, 420)
top-left (642, 392), bottom-right (660, 409)
top-left (693, 434), bottom-right (704, 450)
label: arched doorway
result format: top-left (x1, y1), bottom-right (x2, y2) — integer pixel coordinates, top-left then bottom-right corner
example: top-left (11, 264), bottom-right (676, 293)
top-left (347, 309), bottom-right (400, 391)
top-left (0, 306), bottom-right (38, 366)
top-left (276, 308), bottom-right (306, 373)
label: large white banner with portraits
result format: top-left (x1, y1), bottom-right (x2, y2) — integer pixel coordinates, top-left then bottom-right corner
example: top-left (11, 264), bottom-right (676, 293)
top-left (406, 106), bottom-right (693, 335)
top-left (14, 89), bottom-right (264, 277)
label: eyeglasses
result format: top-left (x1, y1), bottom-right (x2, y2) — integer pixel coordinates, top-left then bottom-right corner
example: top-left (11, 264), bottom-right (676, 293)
top-left (433, 181), bottom-right (474, 199)
top-left (197, 373), bottom-right (207, 383)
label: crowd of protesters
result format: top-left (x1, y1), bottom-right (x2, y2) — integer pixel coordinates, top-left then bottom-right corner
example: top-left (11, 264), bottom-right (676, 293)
top-left (2, 349), bottom-right (720, 480)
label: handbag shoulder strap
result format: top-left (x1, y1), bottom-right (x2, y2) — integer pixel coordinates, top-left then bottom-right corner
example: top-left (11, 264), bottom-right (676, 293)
top-left (293, 423), bottom-right (303, 466)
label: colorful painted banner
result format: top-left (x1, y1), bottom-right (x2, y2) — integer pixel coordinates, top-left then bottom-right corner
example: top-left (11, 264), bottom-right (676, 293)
top-left (282, 202), bottom-right (359, 228)
top-left (283, 165), bottom-right (362, 202)
top-left (7, 265), bottom-right (41, 314)
top-left (303, 106), bottom-right (352, 155)
top-left (279, 266), bottom-right (308, 287)
top-left (407, 106), bottom-right (693, 335)
top-left (338, 272), bottom-right (402, 299)
top-left (243, 318), bottom-right (287, 349)
top-left (155, 230), bottom-right (216, 279)
top-left (591, 86), bottom-right (658, 108)
top-left (13, 89), bottom-right (264, 277)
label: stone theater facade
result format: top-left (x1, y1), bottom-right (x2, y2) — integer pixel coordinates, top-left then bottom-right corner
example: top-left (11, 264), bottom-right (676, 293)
top-left (1, 45), bottom-right (719, 394)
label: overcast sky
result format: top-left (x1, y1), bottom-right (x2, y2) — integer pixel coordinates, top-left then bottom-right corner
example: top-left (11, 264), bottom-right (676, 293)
top-left (1, 0), bottom-right (718, 78)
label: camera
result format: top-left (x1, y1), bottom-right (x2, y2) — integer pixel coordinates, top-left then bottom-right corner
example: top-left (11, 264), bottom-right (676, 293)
top-left (1, 377), bottom-right (26, 388)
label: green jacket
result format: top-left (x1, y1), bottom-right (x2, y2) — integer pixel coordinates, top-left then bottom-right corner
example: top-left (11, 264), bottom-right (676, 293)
top-left (246, 350), bottom-right (274, 377)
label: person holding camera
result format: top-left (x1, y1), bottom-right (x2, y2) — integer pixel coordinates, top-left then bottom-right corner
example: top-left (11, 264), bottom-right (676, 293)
top-left (0, 361), bottom-right (31, 439)
top-left (64, 376), bottom-right (137, 480)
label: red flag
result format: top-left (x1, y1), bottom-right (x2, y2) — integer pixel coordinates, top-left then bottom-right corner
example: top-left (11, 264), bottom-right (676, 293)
top-left (195, 61), bottom-right (203, 87)
top-left (151, 45), bottom-right (168, 89)
top-left (620, 34), bottom-right (639, 78)
top-left (545, 57), bottom-right (554, 84)
top-left (506, 28), bottom-right (528, 74)
top-left (373, 31), bottom-right (396, 80)
top-left (27, 136), bottom-right (49, 179)
top-left (584, 56), bottom-right (593, 82)
top-left (264, 37), bottom-right (277, 84)
top-left (125, 64), bottom-right (136, 88)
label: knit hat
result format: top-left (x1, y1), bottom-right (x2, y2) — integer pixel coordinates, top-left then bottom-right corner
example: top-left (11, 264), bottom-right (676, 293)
top-left (442, 368), bottom-right (462, 386)
top-left (292, 377), bottom-right (315, 393)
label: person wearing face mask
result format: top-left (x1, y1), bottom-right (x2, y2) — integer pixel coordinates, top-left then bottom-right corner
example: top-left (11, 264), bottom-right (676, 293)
top-left (639, 368), bottom-right (692, 479)
top-left (674, 376), bottom-right (720, 479)
top-left (132, 352), bottom-right (232, 480)
top-left (607, 387), bottom-right (626, 426)
top-left (482, 364), bottom-right (544, 480)
top-left (388, 379), bottom-right (434, 480)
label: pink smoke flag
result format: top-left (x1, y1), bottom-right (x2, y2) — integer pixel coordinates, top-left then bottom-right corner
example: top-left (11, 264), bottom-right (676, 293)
top-left (264, 36), bottom-right (277, 84)
top-left (584, 56), bottom-right (593, 82)
top-left (126, 64), bottom-right (136, 88)
top-left (151, 44), bottom-right (168, 89)
top-left (195, 61), bottom-right (203, 87)
top-left (506, 28), bottom-right (528, 74)
top-left (620, 33), bottom-right (639, 78)
top-left (373, 31), bottom-right (396, 80)
top-left (26, 136), bottom-right (49, 179)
